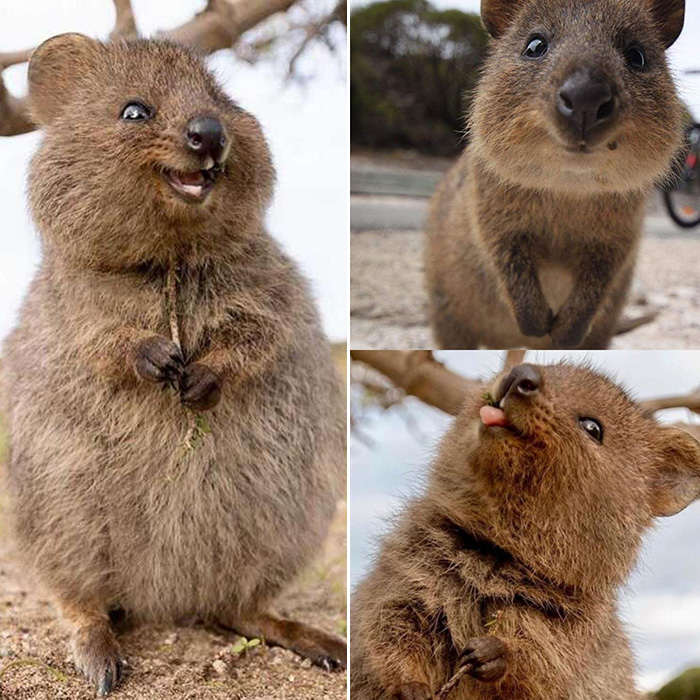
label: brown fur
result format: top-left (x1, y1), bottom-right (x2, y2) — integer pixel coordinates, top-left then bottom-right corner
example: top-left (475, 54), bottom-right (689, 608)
top-left (350, 362), bottom-right (700, 699)
top-left (425, 0), bottom-right (684, 349)
top-left (1, 34), bottom-right (345, 693)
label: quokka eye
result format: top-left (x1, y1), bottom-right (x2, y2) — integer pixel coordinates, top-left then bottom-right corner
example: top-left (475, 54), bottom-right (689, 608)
top-left (121, 101), bottom-right (154, 122)
top-left (626, 46), bottom-right (646, 70)
top-left (524, 36), bottom-right (549, 60)
top-left (579, 417), bottom-right (603, 444)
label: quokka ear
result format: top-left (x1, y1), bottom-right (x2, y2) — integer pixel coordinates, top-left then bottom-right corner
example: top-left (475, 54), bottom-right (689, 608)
top-left (481, 0), bottom-right (526, 39)
top-left (28, 33), bottom-right (103, 127)
top-left (648, 0), bottom-right (685, 49)
top-left (650, 426), bottom-right (700, 518)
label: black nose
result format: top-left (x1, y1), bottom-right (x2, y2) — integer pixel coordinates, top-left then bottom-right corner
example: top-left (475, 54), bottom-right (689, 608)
top-left (497, 364), bottom-right (542, 403)
top-left (557, 71), bottom-right (616, 138)
top-left (185, 116), bottom-right (228, 163)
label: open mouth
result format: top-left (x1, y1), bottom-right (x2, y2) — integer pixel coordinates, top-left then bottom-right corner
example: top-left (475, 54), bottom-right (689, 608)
top-left (162, 167), bottom-right (219, 203)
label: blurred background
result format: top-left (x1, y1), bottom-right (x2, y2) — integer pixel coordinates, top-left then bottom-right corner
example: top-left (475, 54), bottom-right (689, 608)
top-left (350, 0), bottom-right (700, 351)
top-left (0, 0), bottom-right (348, 345)
top-left (350, 350), bottom-right (700, 697)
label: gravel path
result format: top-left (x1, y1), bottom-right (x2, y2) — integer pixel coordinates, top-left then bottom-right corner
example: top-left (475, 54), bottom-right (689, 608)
top-left (0, 498), bottom-right (347, 700)
top-left (351, 230), bottom-right (700, 349)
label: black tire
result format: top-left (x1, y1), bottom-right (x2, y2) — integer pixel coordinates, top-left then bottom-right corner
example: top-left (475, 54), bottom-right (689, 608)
top-left (663, 187), bottom-right (700, 228)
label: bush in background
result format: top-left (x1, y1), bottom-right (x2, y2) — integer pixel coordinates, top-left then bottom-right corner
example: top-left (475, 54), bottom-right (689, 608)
top-left (350, 0), bottom-right (488, 156)
top-left (656, 668), bottom-right (700, 700)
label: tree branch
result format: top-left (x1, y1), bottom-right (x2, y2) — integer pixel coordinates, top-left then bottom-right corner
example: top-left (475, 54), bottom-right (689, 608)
top-left (350, 350), bottom-right (480, 416)
top-left (164, 0), bottom-right (298, 54)
top-left (1, 0), bottom-right (324, 137)
top-left (110, 0), bottom-right (138, 40)
top-left (641, 392), bottom-right (700, 414)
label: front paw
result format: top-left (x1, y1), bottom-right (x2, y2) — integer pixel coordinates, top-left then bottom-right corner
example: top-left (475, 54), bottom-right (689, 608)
top-left (180, 363), bottom-right (222, 411)
top-left (549, 309), bottom-right (593, 349)
top-left (395, 681), bottom-right (431, 700)
top-left (72, 623), bottom-right (123, 696)
top-left (513, 301), bottom-right (554, 338)
top-left (459, 636), bottom-right (507, 683)
top-left (132, 335), bottom-right (183, 385)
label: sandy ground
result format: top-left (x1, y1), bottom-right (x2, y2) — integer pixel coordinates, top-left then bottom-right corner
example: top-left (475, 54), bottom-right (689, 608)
top-left (0, 498), bottom-right (346, 700)
top-left (350, 229), bottom-right (700, 350)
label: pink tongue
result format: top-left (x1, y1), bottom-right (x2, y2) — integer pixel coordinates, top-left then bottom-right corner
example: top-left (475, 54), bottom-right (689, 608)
top-left (177, 171), bottom-right (205, 185)
top-left (480, 405), bottom-right (508, 427)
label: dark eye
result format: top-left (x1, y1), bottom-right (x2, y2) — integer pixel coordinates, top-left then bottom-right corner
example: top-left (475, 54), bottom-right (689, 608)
top-left (524, 36), bottom-right (549, 60)
top-left (626, 46), bottom-right (646, 70)
top-left (579, 417), bottom-right (603, 443)
top-left (120, 101), bottom-right (153, 122)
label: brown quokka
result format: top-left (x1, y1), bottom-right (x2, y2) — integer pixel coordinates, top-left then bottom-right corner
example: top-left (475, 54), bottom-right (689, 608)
top-left (351, 362), bottom-right (700, 699)
top-left (0, 34), bottom-right (345, 695)
top-left (425, 0), bottom-right (685, 349)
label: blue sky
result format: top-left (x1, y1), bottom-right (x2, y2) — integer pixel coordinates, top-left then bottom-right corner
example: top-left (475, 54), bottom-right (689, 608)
top-left (351, 350), bottom-right (700, 692)
top-left (0, 0), bottom-right (348, 342)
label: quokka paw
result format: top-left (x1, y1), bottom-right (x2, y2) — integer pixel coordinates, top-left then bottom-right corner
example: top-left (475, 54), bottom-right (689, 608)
top-left (549, 311), bottom-right (593, 349)
top-left (72, 623), bottom-right (123, 696)
top-left (132, 335), bottom-right (183, 385)
top-left (459, 636), bottom-right (507, 683)
top-left (179, 362), bottom-right (222, 411)
top-left (514, 303), bottom-right (554, 339)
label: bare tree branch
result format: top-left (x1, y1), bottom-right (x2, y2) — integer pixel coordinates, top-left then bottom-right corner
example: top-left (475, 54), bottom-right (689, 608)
top-left (350, 350), bottom-right (480, 416)
top-left (164, 0), bottom-right (297, 53)
top-left (352, 351), bottom-right (700, 445)
top-left (641, 391), bottom-right (700, 414)
top-left (286, 0), bottom-right (346, 78)
top-left (503, 350), bottom-right (526, 371)
top-left (615, 308), bottom-right (661, 336)
top-left (110, 0), bottom-right (138, 40)
top-left (0, 0), bottom-right (344, 137)
top-left (0, 49), bottom-right (33, 70)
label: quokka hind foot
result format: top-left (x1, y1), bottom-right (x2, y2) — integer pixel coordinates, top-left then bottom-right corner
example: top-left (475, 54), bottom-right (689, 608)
top-left (222, 610), bottom-right (347, 671)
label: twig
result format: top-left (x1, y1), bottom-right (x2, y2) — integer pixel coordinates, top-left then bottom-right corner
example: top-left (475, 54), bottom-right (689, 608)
top-left (166, 258), bottom-right (182, 351)
top-left (614, 308), bottom-right (661, 336)
top-left (432, 663), bottom-right (474, 700)
top-left (165, 258), bottom-right (212, 454)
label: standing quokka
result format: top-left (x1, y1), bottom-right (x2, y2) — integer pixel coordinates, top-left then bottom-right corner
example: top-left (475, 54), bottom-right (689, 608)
top-left (1, 34), bottom-right (345, 695)
top-left (351, 363), bottom-right (700, 700)
top-left (425, 0), bottom-right (685, 349)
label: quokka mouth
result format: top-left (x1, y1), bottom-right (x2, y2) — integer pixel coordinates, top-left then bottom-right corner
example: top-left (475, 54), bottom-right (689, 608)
top-left (162, 165), bottom-right (222, 203)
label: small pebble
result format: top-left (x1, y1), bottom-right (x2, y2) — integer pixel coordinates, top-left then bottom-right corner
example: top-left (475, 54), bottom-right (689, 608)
top-left (212, 659), bottom-right (228, 676)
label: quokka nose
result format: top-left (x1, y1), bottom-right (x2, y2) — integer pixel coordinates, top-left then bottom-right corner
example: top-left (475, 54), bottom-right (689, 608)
top-left (498, 364), bottom-right (542, 403)
top-left (185, 116), bottom-right (228, 163)
top-left (557, 71), bottom-right (616, 138)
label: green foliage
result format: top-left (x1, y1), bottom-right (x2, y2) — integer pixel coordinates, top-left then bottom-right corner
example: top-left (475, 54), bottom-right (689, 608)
top-left (230, 637), bottom-right (261, 656)
top-left (656, 668), bottom-right (700, 700)
top-left (351, 0), bottom-right (489, 155)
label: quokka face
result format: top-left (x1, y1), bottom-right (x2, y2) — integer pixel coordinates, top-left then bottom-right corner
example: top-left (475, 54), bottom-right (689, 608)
top-left (440, 362), bottom-right (700, 589)
top-left (471, 0), bottom-right (684, 194)
top-left (27, 34), bottom-right (275, 268)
